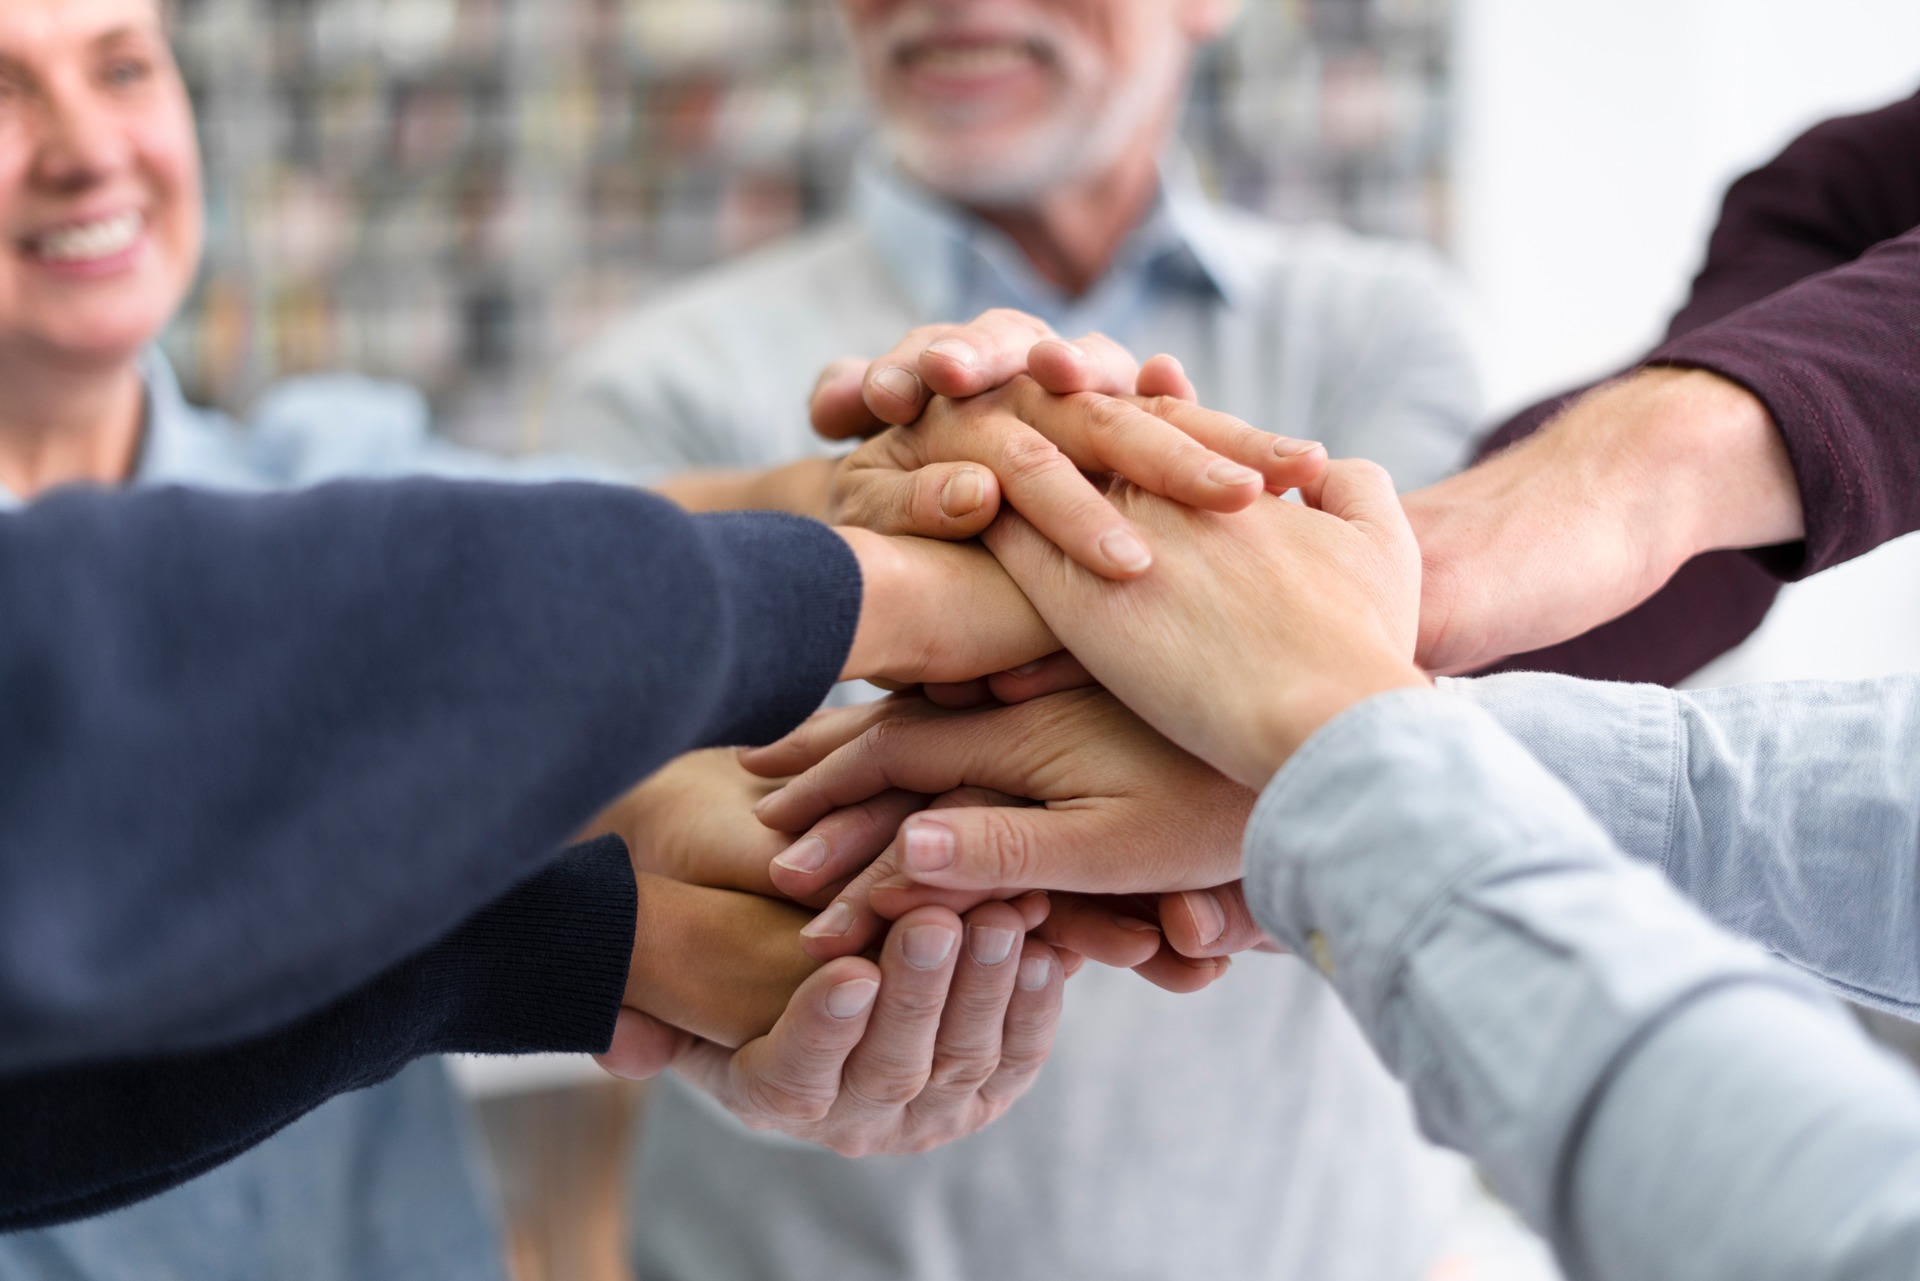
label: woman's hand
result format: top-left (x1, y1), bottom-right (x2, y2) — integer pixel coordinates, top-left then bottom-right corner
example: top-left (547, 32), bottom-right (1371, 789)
top-left (746, 690), bottom-right (1251, 990)
top-left (983, 460), bottom-right (1430, 792)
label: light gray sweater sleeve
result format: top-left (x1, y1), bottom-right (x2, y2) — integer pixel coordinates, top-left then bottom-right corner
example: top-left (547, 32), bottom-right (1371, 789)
top-left (1242, 688), bottom-right (1920, 1281)
top-left (1453, 671), bottom-right (1920, 1017)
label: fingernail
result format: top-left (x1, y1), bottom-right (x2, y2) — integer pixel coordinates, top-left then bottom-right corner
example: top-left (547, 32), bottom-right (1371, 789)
top-left (752, 789), bottom-right (783, 817)
top-left (872, 365), bottom-right (922, 404)
top-left (924, 338), bottom-right (976, 370)
top-left (1205, 460), bottom-right (1262, 488)
top-left (968, 925), bottom-right (1019, 966)
top-left (801, 901), bottom-right (854, 940)
top-left (904, 820), bottom-right (955, 873)
top-left (903, 924), bottom-right (957, 969)
top-left (1098, 527), bottom-right (1152, 573)
top-left (1181, 890), bottom-right (1227, 946)
top-left (773, 836), bottom-right (828, 875)
top-left (1018, 956), bottom-right (1054, 990)
top-left (1112, 914), bottom-right (1162, 935)
top-left (826, 978), bottom-right (880, 1019)
top-left (1274, 437), bottom-right (1324, 458)
top-left (940, 467), bottom-right (985, 517)
top-left (1007, 660), bottom-right (1048, 678)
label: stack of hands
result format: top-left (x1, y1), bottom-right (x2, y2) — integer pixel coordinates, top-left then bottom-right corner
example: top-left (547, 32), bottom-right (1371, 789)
top-left (577, 307), bottom-right (1800, 1158)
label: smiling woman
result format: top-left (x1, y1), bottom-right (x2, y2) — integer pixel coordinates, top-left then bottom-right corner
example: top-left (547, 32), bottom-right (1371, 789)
top-left (0, 1), bottom-right (525, 1278)
top-left (0, 0), bottom-right (202, 499)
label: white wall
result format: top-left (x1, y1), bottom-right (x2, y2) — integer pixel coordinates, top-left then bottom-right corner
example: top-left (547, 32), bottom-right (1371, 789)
top-left (1450, 0), bottom-right (1920, 686)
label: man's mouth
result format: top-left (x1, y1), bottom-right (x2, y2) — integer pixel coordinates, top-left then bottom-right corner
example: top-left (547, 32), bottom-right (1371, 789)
top-left (23, 212), bottom-right (146, 265)
top-left (899, 38), bottom-right (1048, 80)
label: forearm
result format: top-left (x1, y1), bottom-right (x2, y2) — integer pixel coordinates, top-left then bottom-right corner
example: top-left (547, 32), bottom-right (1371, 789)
top-left (1, 837), bottom-right (636, 1231)
top-left (1570, 985), bottom-right (1920, 1281)
top-left (1455, 671), bottom-right (1920, 1016)
top-left (0, 482), bottom-right (858, 1073)
top-left (1241, 690), bottom-right (1852, 1269)
top-left (1410, 367), bottom-right (1801, 673)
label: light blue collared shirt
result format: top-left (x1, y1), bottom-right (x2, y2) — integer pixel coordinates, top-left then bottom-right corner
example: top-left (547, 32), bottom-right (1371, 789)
top-left (0, 354), bottom-right (602, 1281)
top-left (1246, 674), bottom-right (1920, 1281)
top-left (850, 154), bottom-right (1253, 340)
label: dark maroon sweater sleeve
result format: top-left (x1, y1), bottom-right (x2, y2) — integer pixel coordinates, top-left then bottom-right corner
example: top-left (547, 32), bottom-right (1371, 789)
top-left (1652, 224), bottom-right (1920, 578)
top-left (1476, 88), bottom-right (1920, 682)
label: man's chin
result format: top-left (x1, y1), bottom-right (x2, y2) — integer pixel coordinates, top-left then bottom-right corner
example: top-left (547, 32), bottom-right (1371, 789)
top-left (884, 124), bottom-right (1084, 207)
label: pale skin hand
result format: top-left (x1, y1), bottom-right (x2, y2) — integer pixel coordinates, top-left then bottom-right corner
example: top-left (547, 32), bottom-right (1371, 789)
top-left (745, 689), bottom-right (1252, 992)
top-left (979, 461), bottom-right (1432, 802)
top-left (810, 309), bottom-right (1322, 579)
top-left (835, 527), bottom-right (1057, 685)
top-left (585, 750), bottom-right (1061, 1154)
top-left (1408, 366), bottom-right (1805, 675)
top-left (601, 902), bottom-right (1068, 1158)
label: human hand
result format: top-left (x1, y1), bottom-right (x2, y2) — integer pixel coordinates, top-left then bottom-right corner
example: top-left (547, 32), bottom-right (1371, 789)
top-left (830, 383), bottom-right (1325, 580)
top-left (810, 307), bottom-right (1199, 440)
top-left (983, 461), bottom-right (1429, 794)
top-left (618, 872), bottom-right (821, 1049)
top-left (836, 529), bottom-right (1058, 685)
top-left (1408, 367), bottom-right (1803, 674)
top-left (810, 310), bottom-right (1321, 580)
top-left (611, 901), bottom-right (1066, 1156)
top-left (748, 690), bottom-right (1251, 988)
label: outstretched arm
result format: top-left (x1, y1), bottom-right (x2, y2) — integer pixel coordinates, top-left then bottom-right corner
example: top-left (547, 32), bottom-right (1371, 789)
top-left (0, 478), bottom-right (1051, 1078)
top-left (1244, 688), bottom-right (1920, 1281)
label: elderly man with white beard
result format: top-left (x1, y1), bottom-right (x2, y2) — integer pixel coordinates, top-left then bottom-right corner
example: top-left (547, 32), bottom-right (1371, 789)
top-left (551, 2), bottom-right (1515, 1279)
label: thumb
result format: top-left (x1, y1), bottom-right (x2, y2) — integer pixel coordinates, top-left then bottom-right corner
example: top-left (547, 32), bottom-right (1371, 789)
top-left (1301, 458), bottom-right (1409, 535)
top-left (594, 1007), bottom-right (698, 1081)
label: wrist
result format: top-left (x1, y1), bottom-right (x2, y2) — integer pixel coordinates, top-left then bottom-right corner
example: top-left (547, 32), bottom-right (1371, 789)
top-left (1244, 658), bottom-right (1430, 790)
top-left (836, 526), bottom-right (911, 682)
top-left (1600, 368), bottom-right (1803, 564)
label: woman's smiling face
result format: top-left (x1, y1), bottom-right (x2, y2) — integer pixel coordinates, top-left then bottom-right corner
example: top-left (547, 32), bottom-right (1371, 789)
top-left (0, 0), bottom-right (202, 372)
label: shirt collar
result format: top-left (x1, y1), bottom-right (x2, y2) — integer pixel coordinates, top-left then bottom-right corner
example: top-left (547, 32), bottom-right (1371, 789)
top-left (129, 348), bottom-right (260, 490)
top-left (853, 148), bottom-right (1249, 331)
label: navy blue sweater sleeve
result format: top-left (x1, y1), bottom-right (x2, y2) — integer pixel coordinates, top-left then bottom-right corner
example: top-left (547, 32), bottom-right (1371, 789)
top-left (0, 835), bottom-right (637, 1232)
top-left (0, 479), bottom-right (860, 1077)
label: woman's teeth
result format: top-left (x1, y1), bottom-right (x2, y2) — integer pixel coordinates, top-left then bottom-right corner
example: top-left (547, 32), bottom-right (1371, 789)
top-left (28, 213), bottom-right (144, 264)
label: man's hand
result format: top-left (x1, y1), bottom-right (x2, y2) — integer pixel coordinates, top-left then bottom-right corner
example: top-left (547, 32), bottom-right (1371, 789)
top-left (810, 308), bottom-right (1199, 440)
top-left (1408, 367), bottom-right (1804, 674)
top-left (811, 309), bottom-right (1322, 580)
top-left (746, 690), bottom-right (1251, 990)
top-left (982, 461), bottom-right (1430, 794)
top-left (608, 903), bottom-right (1066, 1157)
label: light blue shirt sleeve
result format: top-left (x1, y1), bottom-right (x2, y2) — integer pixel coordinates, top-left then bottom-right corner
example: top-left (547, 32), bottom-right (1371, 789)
top-left (1452, 672), bottom-right (1920, 1018)
top-left (1242, 687), bottom-right (1920, 1281)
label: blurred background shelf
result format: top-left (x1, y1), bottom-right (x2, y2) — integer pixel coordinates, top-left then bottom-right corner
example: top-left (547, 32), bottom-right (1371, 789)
top-left (163, 0), bottom-right (1453, 449)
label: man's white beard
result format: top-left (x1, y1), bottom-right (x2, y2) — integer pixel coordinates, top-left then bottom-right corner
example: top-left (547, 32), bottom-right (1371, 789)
top-left (881, 45), bottom-right (1185, 209)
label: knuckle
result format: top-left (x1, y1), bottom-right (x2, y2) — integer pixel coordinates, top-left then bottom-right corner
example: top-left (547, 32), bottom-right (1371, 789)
top-left (928, 1050), bottom-right (1000, 1095)
top-left (978, 808), bottom-right (1042, 886)
top-left (740, 1072), bottom-right (832, 1125)
top-left (994, 431), bottom-right (1071, 489)
top-left (845, 1063), bottom-right (931, 1111)
top-left (1077, 393), bottom-right (1136, 442)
